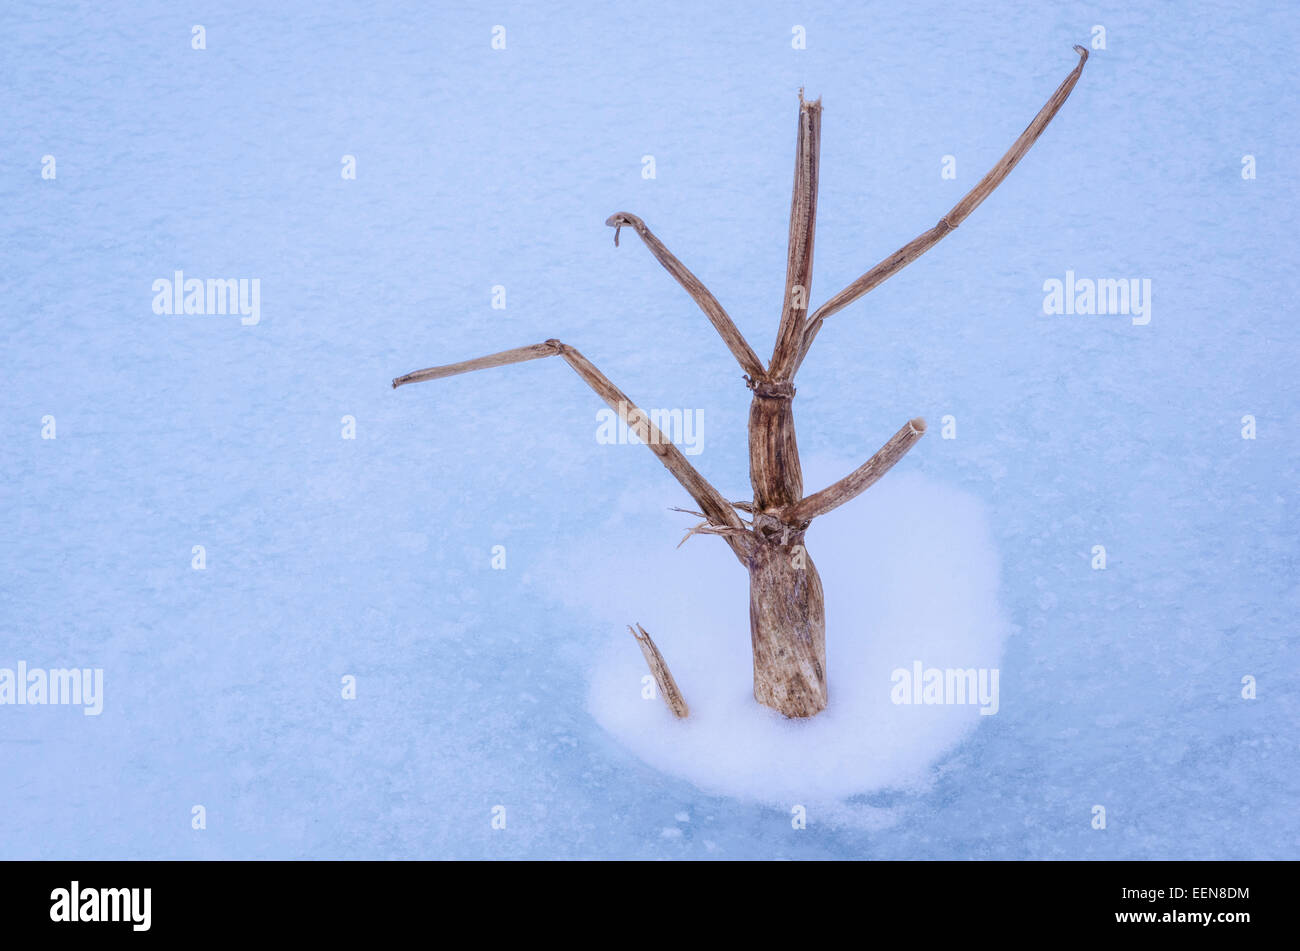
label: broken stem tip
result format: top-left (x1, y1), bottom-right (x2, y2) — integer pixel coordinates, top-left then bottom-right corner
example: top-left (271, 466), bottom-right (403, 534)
top-left (629, 623), bottom-right (689, 719)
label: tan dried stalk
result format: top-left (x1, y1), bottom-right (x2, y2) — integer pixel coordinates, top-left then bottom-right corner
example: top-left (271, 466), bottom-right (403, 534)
top-left (394, 48), bottom-right (1089, 719)
top-left (629, 624), bottom-right (689, 719)
top-left (604, 213), bottom-right (765, 380)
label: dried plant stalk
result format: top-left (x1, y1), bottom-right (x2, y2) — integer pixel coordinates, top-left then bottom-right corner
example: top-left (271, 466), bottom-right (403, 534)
top-left (392, 341), bottom-right (561, 388)
top-left (748, 529), bottom-right (826, 716)
top-left (605, 213), bottom-right (765, 380)
top-left (769, 91), bottom-right (822, 379)
top-left (744, 91), bottom-right (825, 711)
top-left (630, 624), bottom-right (689, 719)
top-left (796, 46), bottom-right (1090, 368)
top-left (394, 47), bottom-right (1089, 719)
top-left (784, 418), bottom-right (927, 523)
top-left (396, 338), bottom-right (750, 561)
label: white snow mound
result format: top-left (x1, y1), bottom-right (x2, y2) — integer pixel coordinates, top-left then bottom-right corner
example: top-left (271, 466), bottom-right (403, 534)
top-left (542, 464), bottom-right (1009, 806)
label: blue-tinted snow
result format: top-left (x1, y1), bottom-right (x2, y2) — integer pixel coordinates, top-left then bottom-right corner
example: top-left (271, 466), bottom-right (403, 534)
top-left (1, 1), bottom-right (1296, 858)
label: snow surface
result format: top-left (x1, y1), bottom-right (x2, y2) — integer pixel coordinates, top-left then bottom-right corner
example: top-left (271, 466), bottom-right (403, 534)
top-left (571, 468), bottom-right (1009, 818)
top-left (2, 1), bottom-right (1297, 858)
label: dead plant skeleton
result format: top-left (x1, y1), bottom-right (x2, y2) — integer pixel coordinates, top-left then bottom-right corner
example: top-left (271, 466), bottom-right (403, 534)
top-left (394, 47), bottom-right (1090, 719)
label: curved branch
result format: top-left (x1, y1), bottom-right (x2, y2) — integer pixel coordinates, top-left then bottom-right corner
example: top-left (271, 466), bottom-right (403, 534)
top-left (394, 340), bottom-right (752, 562)
top-left (606, 212), bottom-right (766, 380)
top-left (797, 46), bottom-right (1090, 369)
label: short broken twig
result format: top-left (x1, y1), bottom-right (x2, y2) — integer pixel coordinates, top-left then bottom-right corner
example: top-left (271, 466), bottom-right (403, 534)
top-left (629, 623), bottom-right (689, 718)
top-left (670, 505), bottom-right (751, 547)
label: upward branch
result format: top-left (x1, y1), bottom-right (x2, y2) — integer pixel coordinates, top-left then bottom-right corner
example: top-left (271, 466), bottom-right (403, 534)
top-left (605, 213), bottom-right (766, 381)
top-left (393, 340), bottom-right (752, 562)
top-left (783, 417), bottom-right (926, 523)
top-left (796, 46), bottom-right (1090, 370)
top-left (770, 91), bottom-right (822, 380)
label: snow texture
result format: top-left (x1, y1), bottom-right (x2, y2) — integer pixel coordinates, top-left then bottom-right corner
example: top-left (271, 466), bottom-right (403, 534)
top-left (1, 1), bottom-right (1297, 858)
top-left (571, 468), bottom-right (1008, 818)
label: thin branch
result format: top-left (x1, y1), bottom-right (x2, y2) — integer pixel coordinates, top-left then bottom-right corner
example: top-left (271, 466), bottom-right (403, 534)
top-left (783, 417), bottom-right (926, 523)
top-left (669, 505), bottom-right (752, 548)
top-left (670, 504), bottom-right (753, 524)
top-left (393, 340), bottom-right (752, 561)
top-left (606, 212), bottom-right (766, 380)
top-left (630, 624), bottom-right (689, 718)
top-left (676, 520), bottom-right (752, 548)
top-left (556, 344), bottom-right (749, 553)
top-left (796, 46), bottom-right (1090, 369)
top-left (392, 341), bottom-right (561, 388)
top-left (769, 90), bottom-right (822, 380)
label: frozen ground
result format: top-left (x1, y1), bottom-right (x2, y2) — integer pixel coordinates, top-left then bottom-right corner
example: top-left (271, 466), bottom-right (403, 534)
top-left (1, 1), bottom-right (1297, 858)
